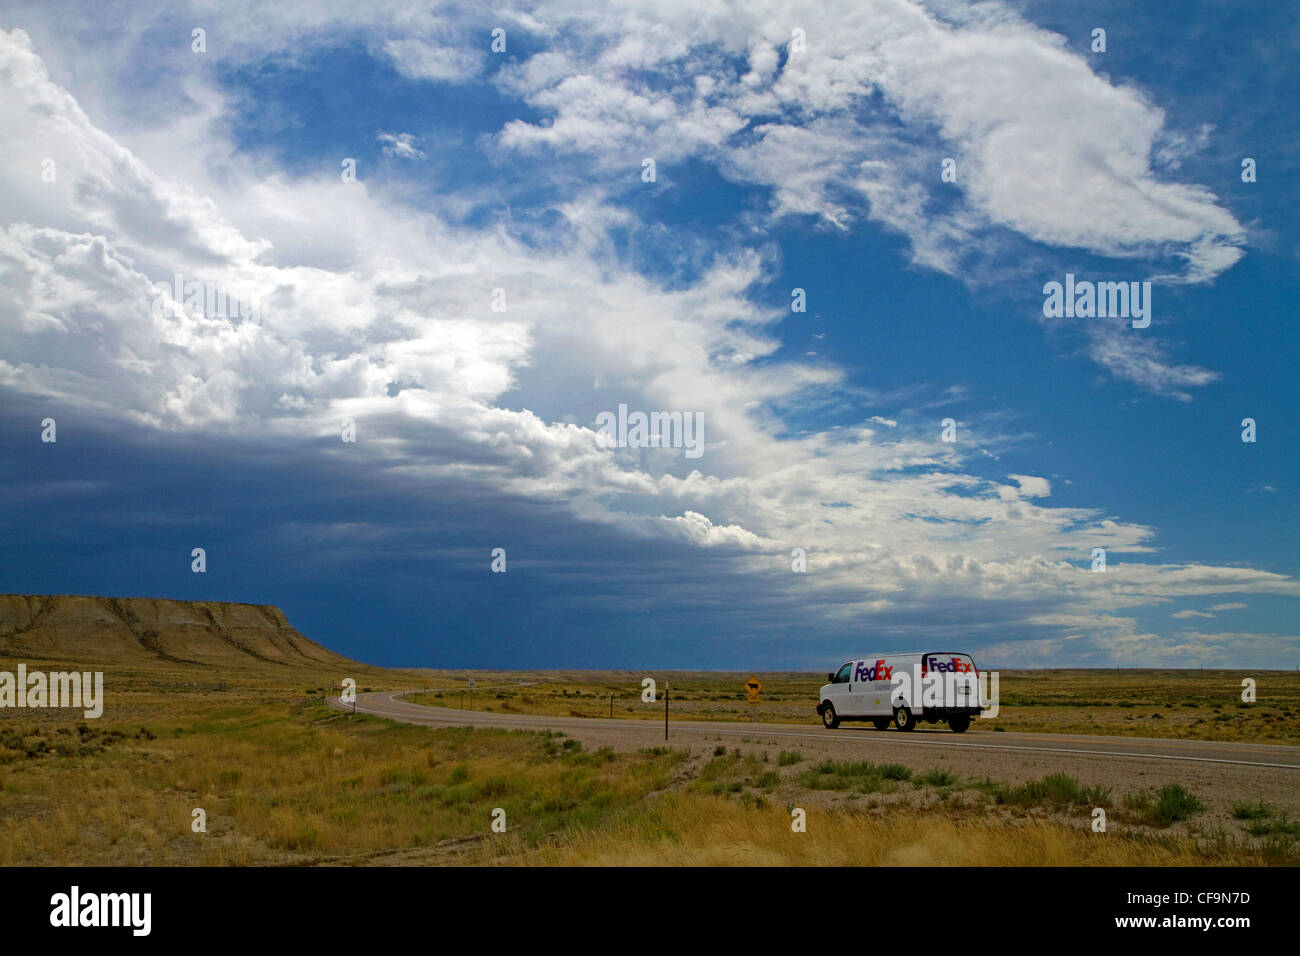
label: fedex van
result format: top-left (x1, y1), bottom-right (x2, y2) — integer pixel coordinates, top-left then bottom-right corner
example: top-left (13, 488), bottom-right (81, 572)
top-left (816, 652), bottom-right (981, 733)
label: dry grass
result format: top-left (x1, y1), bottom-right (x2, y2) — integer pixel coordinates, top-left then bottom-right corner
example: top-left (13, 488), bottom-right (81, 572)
top-left (484, 794), bottom-right (1269, 866)
top-left (986, 669), bottom-right (1300, 743)
top-left (4, 653), bottom-right (1297, 865)
top-left (0, 689), bottom-right (689, 865)
top-left (3, 688), bottom-right (1293, 865)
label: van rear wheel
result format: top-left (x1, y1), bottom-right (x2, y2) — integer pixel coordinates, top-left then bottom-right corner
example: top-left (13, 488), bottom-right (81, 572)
top-left (872, 718), bottom-right (890, 731)
top-left (821, 703), bottom-right (840, 729)
top-left (893, 706), bottom-right (916, 732)
top-left (949, 715), bottom-right (971, 733)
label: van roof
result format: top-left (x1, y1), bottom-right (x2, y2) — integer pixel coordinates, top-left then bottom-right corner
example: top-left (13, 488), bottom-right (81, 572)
top-left (841, 651), bottom-right (974, 661)
top-left (842, 655), bottom-right (977, 660)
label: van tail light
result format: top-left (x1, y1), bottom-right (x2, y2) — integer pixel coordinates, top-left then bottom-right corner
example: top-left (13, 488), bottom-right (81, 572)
top-left (921, 662), bottom-right (927, 678)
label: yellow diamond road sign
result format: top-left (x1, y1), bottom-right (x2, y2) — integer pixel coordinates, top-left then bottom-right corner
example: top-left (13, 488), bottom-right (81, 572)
top-left (745, 675), bottom-right (762, 702)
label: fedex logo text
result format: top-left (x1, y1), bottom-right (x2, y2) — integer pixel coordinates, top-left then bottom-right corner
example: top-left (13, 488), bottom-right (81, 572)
top-left (854, 660), bottom-right (893, 682)
top-left (927, 657), bottom-right (973, 674)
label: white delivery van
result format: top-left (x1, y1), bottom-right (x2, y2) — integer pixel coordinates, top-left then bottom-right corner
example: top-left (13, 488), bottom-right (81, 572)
top-left (816, 651), bottom-right (981, 733)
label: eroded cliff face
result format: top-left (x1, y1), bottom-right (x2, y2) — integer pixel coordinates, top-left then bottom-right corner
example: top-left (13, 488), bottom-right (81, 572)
top-left (0, 595), bottom-right (354, 668)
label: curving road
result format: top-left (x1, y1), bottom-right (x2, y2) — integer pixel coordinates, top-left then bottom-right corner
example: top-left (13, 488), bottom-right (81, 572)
top-left (337, 690), bottom-right (1300, 771)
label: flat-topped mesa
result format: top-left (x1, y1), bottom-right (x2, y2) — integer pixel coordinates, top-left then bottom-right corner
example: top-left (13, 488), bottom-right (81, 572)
top-left (0, 595), bottom-right (355, 669)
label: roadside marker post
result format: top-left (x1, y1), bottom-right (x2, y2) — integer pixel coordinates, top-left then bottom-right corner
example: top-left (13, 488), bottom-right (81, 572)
top-left (610, 694), bottom-right (614, 719)
top-left (664, 685), bottom-right (669, 741)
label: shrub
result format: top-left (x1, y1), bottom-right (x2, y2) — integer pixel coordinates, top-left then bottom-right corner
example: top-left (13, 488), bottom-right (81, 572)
top-left (799, 760), bottom-right (906, 793)
top-left (1129, 784), bottom-right (1204, 827)
top-left (1244, 815), bottom-right (1300, 838)
top-left (1232, 800), bottom-right (1273, 821)
top-left (917, 768), bottom-right (957, 787)
top-left (997, 773), bottom-right (1110, 807)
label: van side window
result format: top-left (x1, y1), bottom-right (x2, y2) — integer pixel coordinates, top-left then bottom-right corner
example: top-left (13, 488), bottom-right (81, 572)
top-left (834, 663), bottom-right (853, 683)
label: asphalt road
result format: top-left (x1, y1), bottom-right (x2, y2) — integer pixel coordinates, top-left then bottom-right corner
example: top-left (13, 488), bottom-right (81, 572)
top-left (339, 690), bottom-right (1300, 771)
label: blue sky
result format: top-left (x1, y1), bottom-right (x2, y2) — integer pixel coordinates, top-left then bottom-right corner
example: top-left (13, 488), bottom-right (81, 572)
top-left (0, 1), bottom-right (1296, 669)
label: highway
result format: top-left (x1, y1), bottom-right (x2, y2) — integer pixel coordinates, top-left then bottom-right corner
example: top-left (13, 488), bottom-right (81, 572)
top-left (338, 690), bottom-right (1300, 772)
